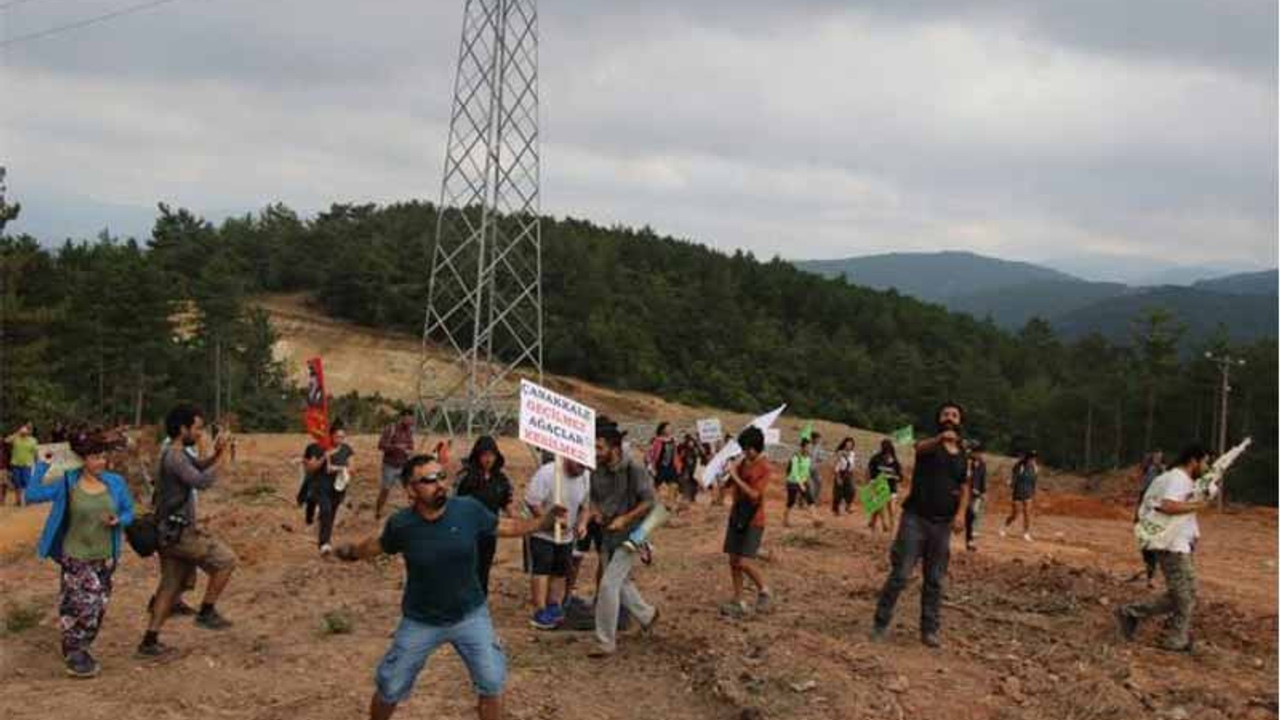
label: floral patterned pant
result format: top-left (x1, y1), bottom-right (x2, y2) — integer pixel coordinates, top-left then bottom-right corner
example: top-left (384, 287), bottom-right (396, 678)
top-left (58, 557), bottom-right (115, 657)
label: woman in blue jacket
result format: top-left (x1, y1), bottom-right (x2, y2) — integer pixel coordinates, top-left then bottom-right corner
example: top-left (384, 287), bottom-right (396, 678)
top-left (26, 432), bottom-right (136, 679)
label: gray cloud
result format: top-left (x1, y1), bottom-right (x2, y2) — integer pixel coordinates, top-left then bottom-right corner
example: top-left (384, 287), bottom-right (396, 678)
top-left (3, 0), bottom-right (1276, 274)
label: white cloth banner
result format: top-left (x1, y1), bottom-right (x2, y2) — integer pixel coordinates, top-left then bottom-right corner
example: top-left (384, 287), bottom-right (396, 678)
top-left (699, 404), bottom-right (787, 488)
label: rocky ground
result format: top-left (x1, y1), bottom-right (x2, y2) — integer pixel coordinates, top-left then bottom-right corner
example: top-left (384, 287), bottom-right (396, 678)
top-left (0, 433), bottom-right (1275, 720)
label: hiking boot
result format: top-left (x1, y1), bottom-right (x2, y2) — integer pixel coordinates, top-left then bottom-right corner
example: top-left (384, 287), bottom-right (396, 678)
top-left (868, 624), bottom-right (889, 643)
top-left (529, 608), bottom-right (561, 631)
top-left (921, 632), bottom-right (942, 649)
top-left (720, 600), bottom-right (748, 618)
top-left (195, 609), bottom-right (233, 630)
top-left (64, 651), bottom-right (100, 679)
top-left (1115, 607), bottom-right (1140, 641)
top-left (135, 640), bottom-right (177, 660)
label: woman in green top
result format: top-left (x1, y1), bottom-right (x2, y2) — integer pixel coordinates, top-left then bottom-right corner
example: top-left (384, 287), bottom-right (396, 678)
top-left (27, 431), bottom-right (136, 679)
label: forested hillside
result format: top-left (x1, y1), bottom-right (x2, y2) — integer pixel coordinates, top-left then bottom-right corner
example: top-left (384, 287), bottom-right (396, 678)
top-left (1, 199), bottom-right (1275, 503)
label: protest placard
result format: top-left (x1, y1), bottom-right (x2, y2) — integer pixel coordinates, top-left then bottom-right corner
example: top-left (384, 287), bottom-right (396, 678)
top-left (861, 475), bottom-right (892, 516)
top-left (518, 379), bottom-right (596, 469)
top-left (696, 418), bottom-right (722, 444)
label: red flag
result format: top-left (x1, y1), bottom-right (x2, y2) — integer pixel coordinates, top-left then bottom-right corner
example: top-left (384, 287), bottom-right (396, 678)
top-left (304, 357), bottom-right (332, 450)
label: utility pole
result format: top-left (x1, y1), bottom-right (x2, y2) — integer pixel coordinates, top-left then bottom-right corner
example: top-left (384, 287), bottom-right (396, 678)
top-left (1204, 351), bottom-right (1246, 510)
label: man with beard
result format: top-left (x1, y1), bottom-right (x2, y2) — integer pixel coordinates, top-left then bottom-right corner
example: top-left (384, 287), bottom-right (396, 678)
top-left (870, 402), bottom-right (970, 648)
top-left (335, 454), bottom-right (565, 720)
top-left (1116, 444), bottom-right (1211, 653)
top-left (138, 404), bottom-right (236, 658)
top-left (587, 416), bottom-right (660, 658)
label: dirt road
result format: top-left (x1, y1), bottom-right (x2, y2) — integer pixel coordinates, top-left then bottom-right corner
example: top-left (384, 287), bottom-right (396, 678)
top-left (1, 434), bottom-right (1274, 720)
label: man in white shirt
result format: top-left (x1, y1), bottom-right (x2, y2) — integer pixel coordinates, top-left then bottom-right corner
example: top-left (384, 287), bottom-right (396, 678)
top-left (524, 457), bottom-right (590, 630)
top-left (1116, 444), bottom-right (1211, 652)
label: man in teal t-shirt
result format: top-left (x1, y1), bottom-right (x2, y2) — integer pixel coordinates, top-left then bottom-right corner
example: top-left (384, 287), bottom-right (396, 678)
top-left (336, 454), bottom-right (563, 720)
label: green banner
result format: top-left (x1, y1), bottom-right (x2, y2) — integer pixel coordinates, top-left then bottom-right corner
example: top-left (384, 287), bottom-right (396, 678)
top-left (861, 475), bottom-right (892, 516)
top-left (891, 425), bottom-right (914, 445)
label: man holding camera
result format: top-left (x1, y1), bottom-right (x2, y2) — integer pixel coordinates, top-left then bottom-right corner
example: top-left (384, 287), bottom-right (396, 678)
top-left (137, 404), bottom-right (237, 658)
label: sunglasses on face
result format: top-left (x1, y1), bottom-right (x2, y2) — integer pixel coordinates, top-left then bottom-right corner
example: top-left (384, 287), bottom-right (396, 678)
top-left (410, 472), bottom-right (447, 486)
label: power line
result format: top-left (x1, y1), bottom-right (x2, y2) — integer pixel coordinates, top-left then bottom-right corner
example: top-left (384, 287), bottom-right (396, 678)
top-left (0, 0), bottom-right (62, 12)
top-left (0, 0), bottom-right (189, 50)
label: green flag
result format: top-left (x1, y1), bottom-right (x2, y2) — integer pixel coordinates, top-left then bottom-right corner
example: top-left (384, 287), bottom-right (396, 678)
top-left (861, 475), bottom-right (892, 516)
top-left (891, 425), bottom-right (914, 445)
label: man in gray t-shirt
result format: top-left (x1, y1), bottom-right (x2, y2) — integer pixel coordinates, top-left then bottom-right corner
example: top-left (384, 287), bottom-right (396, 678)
top-left (587, 418), bottom-right (658, 657)
top-left (138, 404), bottom-right (237, 659)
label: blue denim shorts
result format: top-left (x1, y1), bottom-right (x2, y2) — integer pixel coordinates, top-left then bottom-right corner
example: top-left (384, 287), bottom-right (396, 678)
top-left (380, 464), bottom-right (402, 490)
top-left (375, 606), bottom-right (506, 703)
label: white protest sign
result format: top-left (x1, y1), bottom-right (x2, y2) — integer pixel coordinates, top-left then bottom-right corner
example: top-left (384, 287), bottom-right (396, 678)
top-left (519, 379), bottom-right (597, 469)
top-left (765, 429), bottom-right (781, 446)
top-left (696, 418), bottom-right (722, 444)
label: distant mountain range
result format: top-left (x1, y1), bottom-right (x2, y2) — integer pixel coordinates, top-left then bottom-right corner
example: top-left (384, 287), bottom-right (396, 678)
top-left (794, 252), bottom-right (1277, 344)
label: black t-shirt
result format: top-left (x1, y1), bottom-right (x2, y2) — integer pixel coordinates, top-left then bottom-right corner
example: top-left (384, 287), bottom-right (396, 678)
top-left (304, 443), bottom-right (354, 491)
top-left (868, 452), bottom-right (904, 493)
top-left (455, 469), bottom-right (514, 515)
top-left (901, 444), bottom-right (968, 521)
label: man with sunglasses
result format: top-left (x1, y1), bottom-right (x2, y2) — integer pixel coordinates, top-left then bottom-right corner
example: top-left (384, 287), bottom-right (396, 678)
top-left (334, 453), bottom-right (565, 720)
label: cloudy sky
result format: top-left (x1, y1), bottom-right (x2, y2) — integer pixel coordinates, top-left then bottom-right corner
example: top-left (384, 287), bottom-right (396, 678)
top-left (2, 0), bottom-right (1276, 282)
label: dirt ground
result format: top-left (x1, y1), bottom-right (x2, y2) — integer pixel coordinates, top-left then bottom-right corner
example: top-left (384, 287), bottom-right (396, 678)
top-left (0, 433), bottom-right (1275, 720)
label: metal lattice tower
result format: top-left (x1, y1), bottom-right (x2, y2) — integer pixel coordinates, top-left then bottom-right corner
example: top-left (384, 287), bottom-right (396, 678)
top-left (420, 0), bottom-right (542, 437)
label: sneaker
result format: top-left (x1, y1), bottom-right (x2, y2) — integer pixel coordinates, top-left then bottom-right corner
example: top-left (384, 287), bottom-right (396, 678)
top-left (921, 632), bottom-right (941, 649)
top-left (755, 590), bottom-right (773, 614)
top-left (719, 601), bottom-right (748, 618)
top-left (999, 525), bottom-right (1008, 538)
top-left (868, 624), bottom-right (889, 643)
top-left (1022, 533), bottom-right (1034, 542)
top-left (529, 608), bottom-right (560, 631)
top-left (587, 645), bottom-right (616, 659)
top-left (64, 651), bottom-right (100, 679)
top-left (195, 609), bottom-right (233, 630)
top-left (966, 542), bottom-right (977, 552)
top-left (1115, 607), bottom-right (1140, 641)
top-left (135, 640), bottom-right (177, 660)
top-left (547, 603), bottom-right (565, 621)
top-left (320, 544), bottom-right (334, 557)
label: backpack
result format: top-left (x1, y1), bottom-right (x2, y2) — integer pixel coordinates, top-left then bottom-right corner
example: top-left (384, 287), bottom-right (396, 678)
top-left (125, 513), bottom-right (161, 557)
